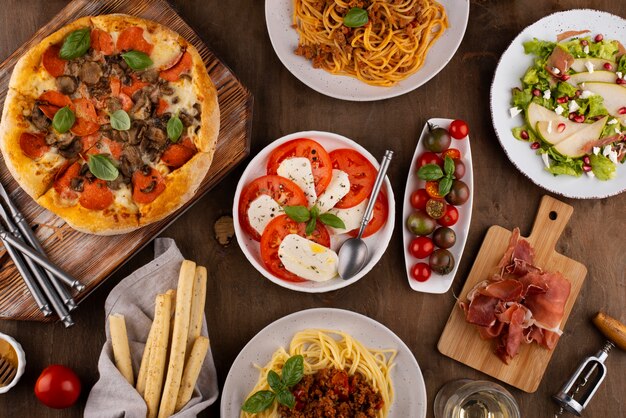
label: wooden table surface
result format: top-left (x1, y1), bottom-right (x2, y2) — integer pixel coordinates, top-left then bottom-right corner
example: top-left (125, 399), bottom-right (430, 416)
top-left (0, 1), bottom-right (624, 417)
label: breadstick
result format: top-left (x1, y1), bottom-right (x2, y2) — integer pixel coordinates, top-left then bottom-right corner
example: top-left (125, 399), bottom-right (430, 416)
top-left (186, 266), bottom-right (207, 356)
top-left (175, 336), bottom-right (210, 412)
top-left (144, 293), bottom-right (172, 418)
top-left (158, 260), bottom-right (196, 418)
top-left (137, 289), bottom-right (175, 395)
top-left (109, 313), bottom-right (134, 386)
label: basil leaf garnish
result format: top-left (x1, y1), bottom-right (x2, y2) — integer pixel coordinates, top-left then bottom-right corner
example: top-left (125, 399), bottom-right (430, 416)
top-left (439, 177), bottom-right (453, 197)
top-left (276, 389), bottom-right (296, 409)
top-left (88, 154), bottom-right (119, 181)
top-left (418, 164), bottom-right (444, 181)
top-left (267, 370), bottom-right (285, 393)
top-left (167, 114), bottom-right (183, 142)
top-left (281, 355), bottom-right (304, 387)
top-left (59, 28), bottom-right (91, 60)
top-left (241, 390), bottom-right (275, 413)
top-left (52, 106), bottom-right (75, 133)
top-left (318, 213), bottom-right (346, 230)
top-left (343, 7), bottom-right (368, 28)
top-left (444, 156), bottom-right (455, 177)
top-left (305, 217), bottom-right (316, 236)
top-left (121, 50), bottom-right (153, 71)
top-left (284, 205), bottom-right (310, 223)
top-left (109, 109), bottom-right (131, 131)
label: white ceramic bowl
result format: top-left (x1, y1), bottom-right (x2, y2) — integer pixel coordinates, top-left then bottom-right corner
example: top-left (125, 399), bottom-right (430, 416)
top-left (233, 131), bottom-right (395, 293)
top-left (0, 332), bottom-right (26, 394)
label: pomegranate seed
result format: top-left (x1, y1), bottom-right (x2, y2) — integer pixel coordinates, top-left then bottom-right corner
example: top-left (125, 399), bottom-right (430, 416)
top-left (557, 96), bottom-right (569, 104)
top-left (619, 107), bottom-right (626, 115)
top-left (568, 113), bottom-right (576, 120)
top-left (530, 142), bottom-right (540, 150)
top-left (532, 88), bottom-right (542, 96)
top-left (617, 78), bottom-right (626, 85)
top-left (575, 90), bottom-right (582, 97)
top-left (520, 130), bottom-right (529, 140)
top-left (574, 115), bottom-right (586, 123)
top-left (560, 74), bottom-right (571, 81)
top-left (557, 123), bottom-right (566, 133)
top-left (583, 156), bottom-right (591, 165)
top-left (595, 34), bottom-right (604, 42)
top-left (603, 62), bottom-right (613, 70)
top-left (581, 39), bottom-right (589, 46)
top-left (583, 164), bottom-right (592, 172)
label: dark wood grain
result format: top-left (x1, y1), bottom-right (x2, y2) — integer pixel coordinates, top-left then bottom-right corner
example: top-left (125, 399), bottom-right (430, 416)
top-left (0, 1), bottom-right (625, 418)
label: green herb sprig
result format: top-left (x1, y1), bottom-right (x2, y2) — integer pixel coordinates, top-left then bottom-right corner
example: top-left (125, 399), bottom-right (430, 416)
top-left (284, 205), bottom-right (346, 235)
top-left (121, 50), bottom-right (153, 71)
top-left (52, 106), bottom-right (75, 133)
top-left (241, 355), bottom-right (304, 413)
top-left (109, 109), bottom-right (131, 131)
top-left (344, 7), bottom-right (368, 28)
top-left (88, 154), bottom-right (119, 181)
top-left (417, 156), bottom-right (456, 196)
top-left (59, 28), bottom-right (91, 60)
top-left (167, 114), bottom-right (183, 142)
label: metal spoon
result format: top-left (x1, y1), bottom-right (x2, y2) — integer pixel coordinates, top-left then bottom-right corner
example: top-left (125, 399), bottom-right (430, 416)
top-left (338, 150), bottom-right (393, 280)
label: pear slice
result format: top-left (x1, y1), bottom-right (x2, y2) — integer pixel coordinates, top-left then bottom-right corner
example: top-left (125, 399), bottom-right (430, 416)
top-left (525, 102), bottom-right (575, 136)
top-left (536, 120), bottom-right (589, 145)
top-left (570, 58), bottom-right (616, 72)
top-left (566, 70), bottom-right (618, 86)
top-left (579, 82), bottom-right (626, 125)
top-left (554, 116), bottom-right (608, 158)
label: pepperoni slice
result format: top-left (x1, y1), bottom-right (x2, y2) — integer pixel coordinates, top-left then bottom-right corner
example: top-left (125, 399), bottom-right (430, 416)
top-left (79, 179), bottom-right (114, 210)
top-left (38, 91), bottom-right (72, 119)
top-left (90, 29), bottom-right (114, 55)
top-left (116, 27), bottom-right (153, 55)
top-left (53, 162), bottom-right (81, 200)
top-left (120, 76), bottom-right (149, 97)
top-left (80, 133), bottom-right (100, 156)
top-left (118, 93), bottom-right (133, 112)
top-left (159, 51), bottom-right (192, 81)
top-left (19, 132), bottom-right (49, 159)
top-left (42, 45), bottom-right (66, 77)
top-left (110, 77), bottom-right (121, 96)
top-left (132, 167), bottom-right (165, 204)
top-left (156, 98), bottom-right (169, 116)
top-left (70, 98), bottom-right (99, 136)
top-left (101, 137), bottom-right (123, 160)
top-left (71, 118), bottom-right (99, 136)
top-left (161, 138), bottom-right (196, 168)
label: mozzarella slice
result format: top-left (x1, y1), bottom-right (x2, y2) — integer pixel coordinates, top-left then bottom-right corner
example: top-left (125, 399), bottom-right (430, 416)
top-left (277, 234), bottom-right (338, 282)
top-left (315, 169), bottom-right (350, 213)
top-left (277, 157), bottom-right (317, 207)
top-left (247, 194), bottom-right (284, 236)
top-left (326, 198), bottom-right (368, 234)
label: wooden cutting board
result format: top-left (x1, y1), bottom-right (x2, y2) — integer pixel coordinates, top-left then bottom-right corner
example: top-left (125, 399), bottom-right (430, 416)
top-left (438, 195), bottom-right (587, 393)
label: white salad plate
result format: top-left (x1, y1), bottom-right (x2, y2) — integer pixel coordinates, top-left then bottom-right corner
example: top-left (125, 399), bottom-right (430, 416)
top-left (490, 9), bottom-right (626, 199)
top-left (233, 130), bottom-right (395, 293)
top-left (403, 118), bottom-right (473, 293)
top-left (264, 0), bottom-right (469, 101)
top-left (220, 308), bottom-right (427, 418)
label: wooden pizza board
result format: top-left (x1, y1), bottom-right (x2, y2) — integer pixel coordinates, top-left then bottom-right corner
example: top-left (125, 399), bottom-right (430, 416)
top-left (0, 0), bottom-right (253, 321)
top-left (438, 195), bottom-right (587, 393)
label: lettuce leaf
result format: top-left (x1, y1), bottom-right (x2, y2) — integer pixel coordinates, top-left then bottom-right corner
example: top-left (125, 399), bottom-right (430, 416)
top-left (546, 163), bottom-right (582, 177)
top-left (512, 125), bottom-right (537, 142)
top-left (617, 54), bottom-right (626, 75)
top-left (590, 153), bottom-right (617, 180)
top-left (511, 88), bottom-right (533, 109)
top-left (522, 67), bottom-right (539, 85)
top-left (556, 82), bottom-right (578, 98)
top-left (577, 95), bottom-right (608, 119)
top-left (523, 38), bottom-right (556, 57)
top-left (559, 40), bottom-right (585, 58)
top-left (588, 40), bottom-right (619, 60)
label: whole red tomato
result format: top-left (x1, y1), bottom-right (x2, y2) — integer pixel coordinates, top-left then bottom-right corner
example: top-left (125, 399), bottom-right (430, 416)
top-left (410, 189), bottom-right (430, 210)
top-left (35, 365), bottom-right (81, 409)
top-left (409, 236), bottom-right (434, 259)
top-left (416, 152), bottom-right (443, 168)
top-left (449, 120), bottom-right (469, 139)
top-left (438, 205), bottom-right (459, 227)
top-left (411, 263), bottom-right (432, 282)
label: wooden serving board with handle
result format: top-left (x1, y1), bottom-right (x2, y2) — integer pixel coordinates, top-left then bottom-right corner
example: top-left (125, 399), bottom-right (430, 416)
top-left (438, 195), bottom-right (587, 393)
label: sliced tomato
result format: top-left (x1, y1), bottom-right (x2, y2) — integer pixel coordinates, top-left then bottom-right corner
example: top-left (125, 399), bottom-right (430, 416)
top-left (425, 180), bottom-right (444, 198)
top-left (79, 179), bottom-right (113, 210)
top-left (441, 148), bottom-right (461, 160)
top-left (132, 167), bottom-right (166, 204)
top-left (42, 44), bottom-right (66, 77)
top-left (161, 138), bottom-right (196, 169)
top-left (267, 138), bottom-right (333, 197)
top-left (159, 51), bottom-right (192, 81)
top-left (329, 148), bottom-right (377, 209)
top-left (90, 29), bottom-right (114, 55)
top-left (238, 175), bottom-right (307, 241)
top-left (348, 191), bottom-right (388, 238)
top-left (116, 27), bottom-right (154, 55)
top-left (260, 214), bottom-right (331, 283)
top-left (53, 162), bottom-right (81, 200)
top-left (38, 91), bottom-right (73, 119)
top-left (19, 132), bottom-right (49, 159)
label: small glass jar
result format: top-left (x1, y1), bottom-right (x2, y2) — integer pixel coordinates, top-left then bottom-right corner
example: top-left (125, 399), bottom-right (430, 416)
top-left (434, 379), bottom-right (520, 418)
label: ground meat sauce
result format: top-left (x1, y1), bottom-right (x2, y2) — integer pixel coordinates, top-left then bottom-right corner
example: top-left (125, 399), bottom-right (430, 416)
top-left (277, 368), bottom-right (383, 418)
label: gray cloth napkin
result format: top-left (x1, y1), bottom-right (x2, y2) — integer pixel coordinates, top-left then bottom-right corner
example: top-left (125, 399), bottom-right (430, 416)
top-left (84, 238), bottom-right (219, 418)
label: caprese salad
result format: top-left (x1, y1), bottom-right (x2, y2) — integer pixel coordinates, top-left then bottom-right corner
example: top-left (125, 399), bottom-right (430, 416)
top-left (237, 138), bottom-right (389, 283)
top-left (510, 31), bottom-right (626, 180)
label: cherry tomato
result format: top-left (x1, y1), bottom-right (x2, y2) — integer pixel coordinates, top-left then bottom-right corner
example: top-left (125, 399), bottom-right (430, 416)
top-left (449, 120), bottom-right (469, 139)
top-left (409, 236), bottom-right (434, 259)
top-left (425, 181), bottom-right (444, 198)
top-left (441, 148), bottom-right (461, 160)
top-left (410, 189), bottom-right (430, 210)
top-left (416, 152), bottom-right (443, 169)
top-left (411, 263), bottom-right (431, 282)
top-left (330, 149), bottom-right (377, 208)
top-left (34, 365), bottom-right (81, 409)
top-left (438, 205), bottom-right (459, 227)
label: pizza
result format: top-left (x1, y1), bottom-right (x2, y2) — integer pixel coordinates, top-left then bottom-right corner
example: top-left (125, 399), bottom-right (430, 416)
top-left (0, 14), bottom-right (219, 235)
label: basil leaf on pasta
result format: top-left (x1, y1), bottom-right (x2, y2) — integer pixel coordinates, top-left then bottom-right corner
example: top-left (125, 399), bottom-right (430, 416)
top-left (344, 7), bottom-right (368, 28)
top-left (276, 389), bottom-right (296, 409)
top-left (52, 106), bottom-right (75, 133)
top-left (267, 370), bottom-right (284, 392)
top-left (281, 355), bottom-right (304, 387)
top-left (59, 28), bottom-right (91, 60)
top-left (241, 390), bottom-right (275, 413)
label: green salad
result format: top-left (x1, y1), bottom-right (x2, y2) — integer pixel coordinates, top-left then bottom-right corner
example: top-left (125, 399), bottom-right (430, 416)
top-left (510, 32), bottom-right (626, 180)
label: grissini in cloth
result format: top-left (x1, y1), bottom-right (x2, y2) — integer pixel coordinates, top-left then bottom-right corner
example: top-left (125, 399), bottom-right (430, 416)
top-left (85, 238), bottom-right (218, 418)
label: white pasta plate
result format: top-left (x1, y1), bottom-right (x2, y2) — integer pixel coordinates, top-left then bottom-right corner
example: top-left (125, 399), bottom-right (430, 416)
top-left (220, 308), bottom-right (426, 417)
top-left (264, 0), bottom-right (469, 101)
top-left (490, 9), bottom-right (626, 199)
top-left (232, 131), bottom-right (395, 293)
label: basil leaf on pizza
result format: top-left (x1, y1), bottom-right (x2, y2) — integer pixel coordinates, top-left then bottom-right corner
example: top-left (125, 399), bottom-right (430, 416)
top-left (167, 114), bottom-right (183, 142)
top-left (121, 50), bottom-right (153, 71)
top-left (88, 154), bottom-right (119, 181)
top-left (109, 110), bottom-right (131, 131)
top-left (52, 106), bottom-right (75, 133)
top-left (59, 28), bottom-right (91, 60)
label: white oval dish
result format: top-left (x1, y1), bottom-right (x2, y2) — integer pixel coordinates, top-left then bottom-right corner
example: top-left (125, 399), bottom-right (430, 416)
top-left (220, 308), bottom-right (427, 418)
top-left (233, 131), bottom-right (395, 293)
top-left (490, 9), bottom-right (626, 199)
top-left (0, 332), bottom-right (26, 394)
top-left (402, 118), bottom-right (473, 293)
top-left (264, 0), bottom-right (470, 101)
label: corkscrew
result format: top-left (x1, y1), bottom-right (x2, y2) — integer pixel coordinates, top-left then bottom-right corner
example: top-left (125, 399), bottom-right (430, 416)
top-left (553, 312), bottom-right (626, 416)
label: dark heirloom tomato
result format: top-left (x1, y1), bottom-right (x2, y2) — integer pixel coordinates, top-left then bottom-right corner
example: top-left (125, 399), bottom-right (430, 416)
top-left (34, 365), bottom-right (81, 409)
top-left (433, 227), bottom-right (456, 249)
top-left (446, 180), bottom-right (470, 205)
top-left (348, 191), bottom-right (388, 238)
top-left (429, 249), bottom-right (455, 274)
top-left (260, 214), bottom-right (331, 283)
top-left (423, 127), bottom-right (451, 152)
top-left (406, 210), bottom-right (437, 236)
top-left (410, 189), bottom-right (430, 210)
top-left (329, 148), bottom-right (377, 209)
top-left (267, 138), bottom-right (333, 196)
top-left (453, 159), bottom-right (466, 179)
top-left (416, 152), bottom-right (443, 169)
top-left (238, 175), bottom-right (307, 241)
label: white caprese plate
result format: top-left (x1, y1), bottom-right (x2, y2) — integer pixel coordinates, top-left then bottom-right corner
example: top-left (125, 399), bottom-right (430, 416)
top-left (403, 118), bottom-right (473, 293)
top-left (491, 9), bottom-right (626, 199)
top-left (264, 0), bottom-right (469, 101)
top-left (220, 308), bottom-right (426, 418)
top-left (233, 131), bottom-right (395, 293)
